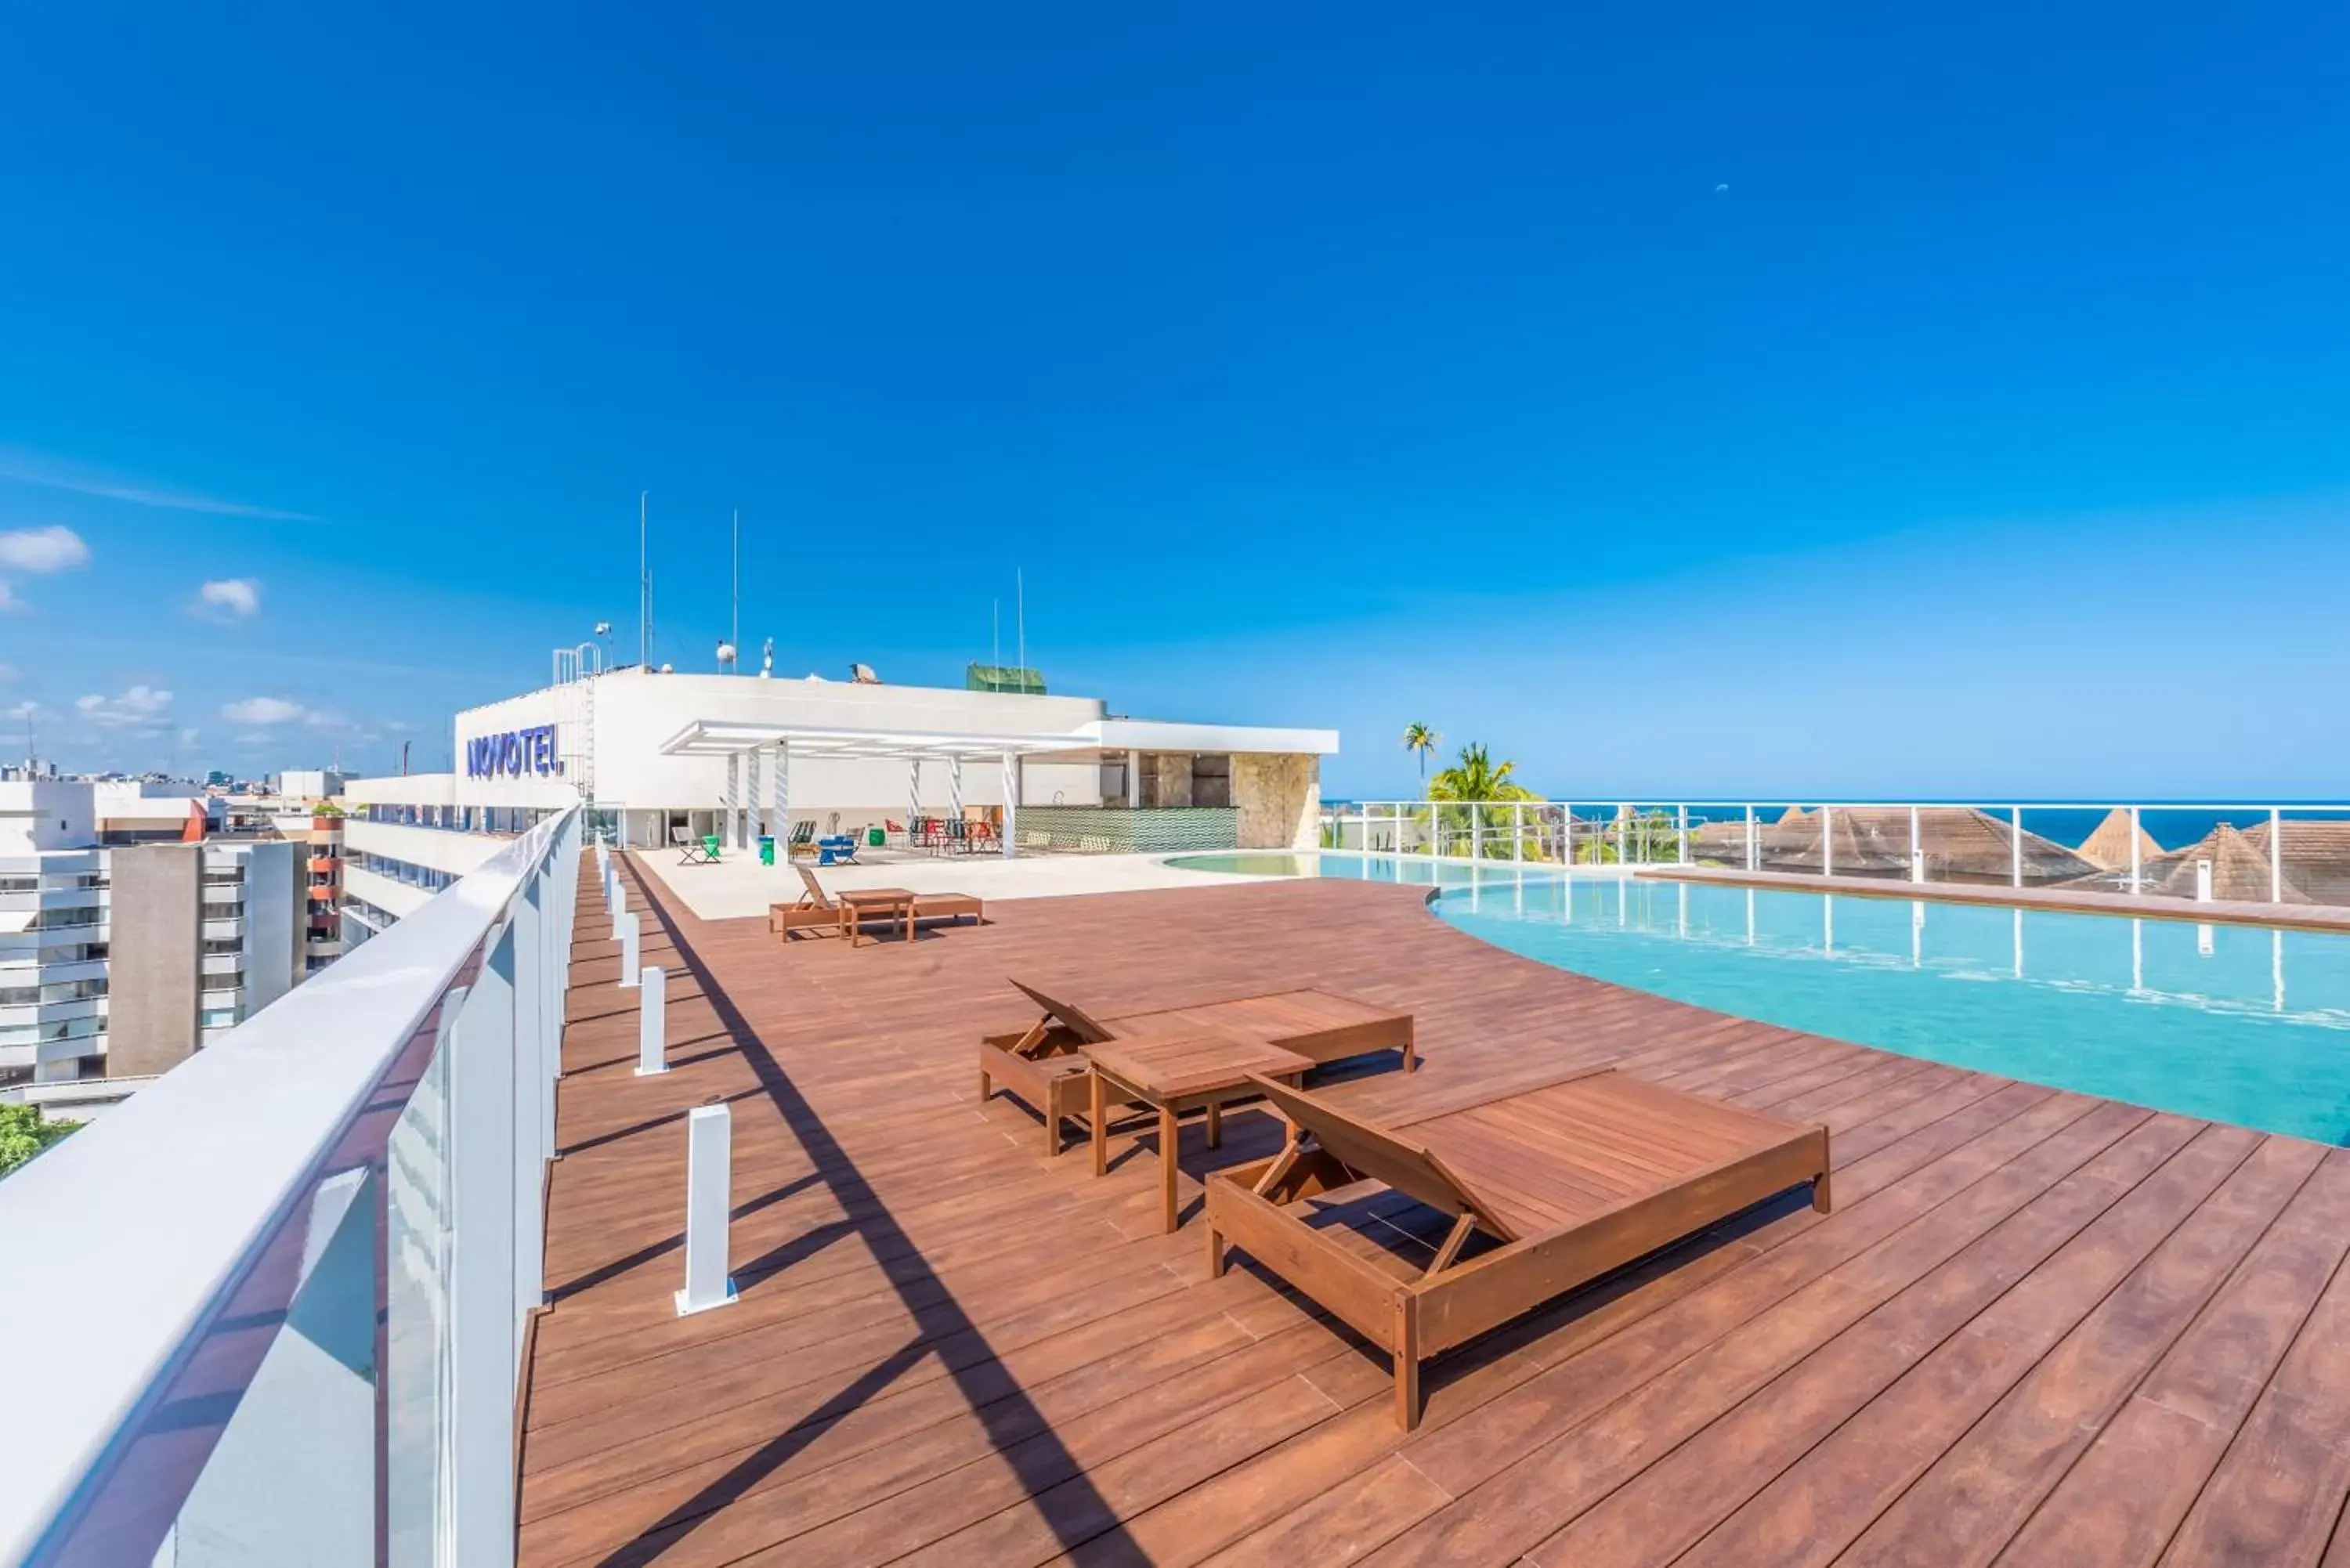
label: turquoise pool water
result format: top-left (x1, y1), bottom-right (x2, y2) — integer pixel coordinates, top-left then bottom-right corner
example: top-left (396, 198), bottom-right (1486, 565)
top-left (1166, 852), bottom-right (2350, 1142)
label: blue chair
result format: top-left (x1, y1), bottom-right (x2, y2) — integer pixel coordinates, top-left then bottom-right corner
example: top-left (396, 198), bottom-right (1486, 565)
top-left (817, 833), bottom-right (861, 866)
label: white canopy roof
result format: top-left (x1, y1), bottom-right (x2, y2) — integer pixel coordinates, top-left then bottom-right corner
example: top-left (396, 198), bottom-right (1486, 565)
top-left (656, 720), bottom-right (1097, 762)
top-left (657, 716), bottom-right (1340, 762)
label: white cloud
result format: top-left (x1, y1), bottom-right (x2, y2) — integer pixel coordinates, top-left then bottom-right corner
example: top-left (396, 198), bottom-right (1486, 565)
top-left (2, 699), bottom-right (42, 723)
top-left (193, 577), bottom-right (262, 620)
top-left (0, 583), bottom-right (18, 615)
top-left (0, 526), bottom-right (90, 573)
top-left (0, 663), bottom-right (16, 684)
top-left (302, 709), bottom-right (349, 730)
top-left (221, 696), bottom-right (308, 725)
top-left (178, 726), bottom-right (201, 747)
top-left (74, 684), bottom-right (172, 728)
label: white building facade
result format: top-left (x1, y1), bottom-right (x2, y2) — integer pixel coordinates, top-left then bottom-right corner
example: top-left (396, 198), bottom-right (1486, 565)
top-left (0, 782), bottom-right (307, 1110)
top-left (341, 665), bottom-right (1336, 934)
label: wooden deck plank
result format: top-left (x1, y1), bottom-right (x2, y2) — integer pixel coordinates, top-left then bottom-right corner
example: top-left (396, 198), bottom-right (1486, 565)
top-left (517, 853), bottom-right (2350, 1568)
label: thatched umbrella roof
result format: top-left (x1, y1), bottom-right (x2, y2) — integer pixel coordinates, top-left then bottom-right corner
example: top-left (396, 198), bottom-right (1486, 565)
top-left (1691, 806), bottom-right (2096, 886)
top-left (2071, 818), bottom-right (2350, 905)
top-left (2073, 807), bottom-right (2164, 872)
top-left (2124, 823), bottom-right (2306, 903)
top-left (1774, 804), bottom-right (1810, 827)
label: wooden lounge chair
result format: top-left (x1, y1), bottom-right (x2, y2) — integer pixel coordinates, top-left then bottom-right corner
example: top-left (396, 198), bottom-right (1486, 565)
top-left (978, 978), bottom-right (1413, 1157)
top-left (1206, 1069), bottom-right (1831, 1429)
top-left (911, 891), bottom-right (984, 928)
top-left (774, 868), bottom-right (985, 943)
top-left (978, 981), bottom-right (1127, 1155)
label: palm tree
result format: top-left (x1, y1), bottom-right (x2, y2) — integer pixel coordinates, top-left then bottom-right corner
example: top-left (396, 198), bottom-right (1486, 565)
top-left (1401, 722), bottom-right (1440, 797)
top-left (1427, 742), bottom-right (1534, 803)
top-left (1428, 742), bottom-right (1543, 859)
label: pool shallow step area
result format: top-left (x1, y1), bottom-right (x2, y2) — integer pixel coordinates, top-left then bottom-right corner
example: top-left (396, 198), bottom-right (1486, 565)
top-left (525, 854), bottom-right (2350, 1566)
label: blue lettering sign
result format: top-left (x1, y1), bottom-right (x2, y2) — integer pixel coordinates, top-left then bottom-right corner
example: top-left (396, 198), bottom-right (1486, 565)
top-left (465, 723), bottom-right (563, 779)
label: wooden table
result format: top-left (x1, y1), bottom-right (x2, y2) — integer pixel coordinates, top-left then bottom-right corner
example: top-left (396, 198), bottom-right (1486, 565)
top-left (1085, 1031), bottom-right (1314, 1232)
top-left (836, 887), bottom-right (916, 947)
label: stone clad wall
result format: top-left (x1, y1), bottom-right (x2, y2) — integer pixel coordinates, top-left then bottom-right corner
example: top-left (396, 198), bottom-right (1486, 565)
top-left (1233, 754), bottom-right (1320, 850)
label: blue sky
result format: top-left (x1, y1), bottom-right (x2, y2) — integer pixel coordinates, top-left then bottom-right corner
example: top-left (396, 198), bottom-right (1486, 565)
top-left (1, 3), bottom-right (2344, 797)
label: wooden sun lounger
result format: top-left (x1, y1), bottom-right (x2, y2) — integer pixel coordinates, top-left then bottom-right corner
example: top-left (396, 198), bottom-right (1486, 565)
top-left (978, 978), bottom-right (1415, 1157)
top-left (1206, 1068), bottom-right (1831, 1429)
top-left (772, 868), bottom-right (986, 942)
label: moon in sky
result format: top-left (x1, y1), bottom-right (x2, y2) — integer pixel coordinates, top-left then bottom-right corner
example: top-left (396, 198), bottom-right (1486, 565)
top-left (1715, 183), bottom-right (1730, 193)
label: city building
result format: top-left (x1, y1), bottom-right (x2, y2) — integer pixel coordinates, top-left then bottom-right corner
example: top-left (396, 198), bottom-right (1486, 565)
top-left (0, 780), bottom-right (306, 1115)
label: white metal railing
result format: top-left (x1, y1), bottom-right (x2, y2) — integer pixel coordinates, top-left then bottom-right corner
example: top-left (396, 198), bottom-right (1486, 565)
top-left (0, 805), bottom-right (580, 1568)
top-left (1319, 799), bottom-right (2350, 907)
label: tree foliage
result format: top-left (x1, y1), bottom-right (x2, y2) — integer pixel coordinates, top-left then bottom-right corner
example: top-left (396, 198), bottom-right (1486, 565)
top-left (1427, 742), bottom-right (1537, 804)
top-left (0, 1103), bottom-right (76, 1178)
top-left (1401, 722), bottom-right (1441, 796)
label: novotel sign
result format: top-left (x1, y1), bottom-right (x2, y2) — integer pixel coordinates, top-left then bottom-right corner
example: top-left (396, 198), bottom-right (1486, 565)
top-left (467, 724), bottom-right (563, 779)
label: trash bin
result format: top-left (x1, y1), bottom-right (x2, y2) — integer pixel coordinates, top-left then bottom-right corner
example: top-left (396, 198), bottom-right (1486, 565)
top-left (868, 826), bottom-right (885, 847)
top-left (757, 835), bottom-right (775, 866)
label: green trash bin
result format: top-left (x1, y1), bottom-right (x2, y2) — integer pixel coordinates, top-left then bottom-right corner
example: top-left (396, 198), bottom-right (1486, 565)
top-left (868, 826), bottom-right (885, 847)
top-left (758, 835), bottom-right (775, 866)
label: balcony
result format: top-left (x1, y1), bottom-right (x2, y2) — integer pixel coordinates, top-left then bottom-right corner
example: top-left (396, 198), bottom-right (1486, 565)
top-left (0, 810), bottom-right (580, 1566)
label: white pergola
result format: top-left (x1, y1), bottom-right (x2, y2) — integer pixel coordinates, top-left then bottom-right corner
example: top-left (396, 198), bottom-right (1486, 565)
top-left (656, 720), bottom-right (1104, 858)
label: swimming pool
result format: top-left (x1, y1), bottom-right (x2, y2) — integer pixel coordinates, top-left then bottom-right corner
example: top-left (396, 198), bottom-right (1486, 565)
top-left (1166, 852), bottom-right (2350, 1142)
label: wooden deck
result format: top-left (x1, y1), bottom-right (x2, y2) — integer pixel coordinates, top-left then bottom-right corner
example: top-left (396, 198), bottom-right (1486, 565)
top-left (519, 854), bottom-right (2350, 1566)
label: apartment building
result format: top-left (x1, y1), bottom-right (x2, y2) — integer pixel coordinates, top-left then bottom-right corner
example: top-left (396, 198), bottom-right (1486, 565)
top-left (0, 781), bottom-right (304, 1104)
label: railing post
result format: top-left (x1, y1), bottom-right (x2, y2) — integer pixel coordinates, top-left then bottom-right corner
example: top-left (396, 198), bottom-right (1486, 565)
top-left (609, 881), bottom-right (627, 939)
top-left (1616, 804), bottom-right (1628, 866)
top-left (2129, 807), bottom-right (2143, 895)
top-left (2011, 806), bottom-right (2023, 888)
top-left (1471, 807), bottom-right (1483, 862)
top-left (511, 875), bottom-right (548, 1331)
top-left (1909, 804), bottom-right (1923, 883)
top-left (636, 966), bottom-right (668, 1075)
top-left (618, 912), bottom-right (640, 986)
top-left (1514, 802), bottom-right (1524, 862)
top-left (2271, 807), bottom-right (2284, 902)
top-left (1822, 805), bottom-right (1835, 879)
top-left (677, 1103), bottom-right (738, 1316)
top-left (1676, 804), bottom-right (1689, 865)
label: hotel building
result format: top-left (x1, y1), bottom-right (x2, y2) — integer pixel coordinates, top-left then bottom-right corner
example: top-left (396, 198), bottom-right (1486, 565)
top-left (342, 660), bottom-right (1336, 934)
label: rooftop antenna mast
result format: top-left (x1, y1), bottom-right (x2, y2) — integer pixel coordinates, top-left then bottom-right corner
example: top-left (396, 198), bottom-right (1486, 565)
top-left (637, 490), bottom-right (651, 669)
top-left (1016, 568), bottom-right (1025, 681)
top-left (730, 508), bottom-right (740, 663)
top-left (992, 598), bottom-right (1000, 672)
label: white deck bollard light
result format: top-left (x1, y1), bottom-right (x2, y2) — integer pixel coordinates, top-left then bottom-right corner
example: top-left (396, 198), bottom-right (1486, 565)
top-left (2196, 859), bottom-right (2214, 903)
top-left (677, 1102), bottom-right (738, 1316)
top-left (609, 883), bottom-right (627, 939)
top-left (617, 912), bottom-right (641, 986)
top-left (635, 965), bottom-right (668, 1075)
